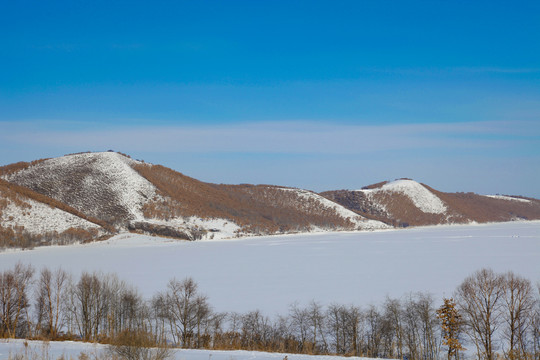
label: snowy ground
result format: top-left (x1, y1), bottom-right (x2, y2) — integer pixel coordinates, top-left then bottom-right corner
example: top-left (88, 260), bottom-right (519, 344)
top-left (0, 339), bottom-right (383, 360)
top-left (0, 221), bottom-right (539, 315)
top-left (0, 198), bottom-right (101, 235)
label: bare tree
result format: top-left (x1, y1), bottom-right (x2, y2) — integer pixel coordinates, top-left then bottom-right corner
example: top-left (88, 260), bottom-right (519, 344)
top-left (289, 302), bottom-right (309, 351)
top-left (34, 267), bottom-right (70, 339)
top-left (0, 263), bottom-right (34, 338)
top-left (383, 297), bottom-right (404, 359)
top-left (150, 291), bottom-right (170, 345)
top-left (104, 277), bottom-right (148, 338)
top-left (194, 294), bottom-right (211, 348)
top-left (456, 268), bottom-right (504, 360)
top-left (415, 292), bottom-right (440, 360)
top-left (532, 282), bottom-right (540, 359)
top-left (345, 304), bottom-right (363, 356)
top-left (307, 301), bottom-right (327, 353)
top-left (500, 272), bottom-right (535, 360)
top-left (402, 294), bottom-right (422, 360)
top-left (165, 277), bottom-right (209, 348)
top-left (69, 271), bottom-right (108, 341)
top-left (241, 309), bottom-right (271, 350)
top-left (364, 304), bottom-right (383, 358)
top-left (326, 303), bottom-right (346, 354)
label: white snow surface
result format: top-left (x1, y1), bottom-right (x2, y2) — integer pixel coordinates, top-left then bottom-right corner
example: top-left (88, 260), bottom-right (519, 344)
top-left (0, 339), bottom-right (384, 360)
top-left (358, 179), bottom-right (447, 214)
top-left (144, 216), bottom-right (242, 240)
top-left (279, 188), bottom-right (388, 230)
top-left (4, 152), bottom-right (157, 221)
top-left (86, 152), bottom-right (156, 220)
top-left (1, 221), bottom-right (538, 316)
top-left (484, 195), bottom-right (531, 203)
top-left (0, 198), bottom-right (100, 234)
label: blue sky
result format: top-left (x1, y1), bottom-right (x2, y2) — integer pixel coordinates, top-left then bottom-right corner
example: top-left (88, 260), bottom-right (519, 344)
top-left (1, 1), bottom-right (539, 197)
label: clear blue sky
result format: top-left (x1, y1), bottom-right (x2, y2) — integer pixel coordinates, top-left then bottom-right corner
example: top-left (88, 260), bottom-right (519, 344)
top-left (1, 0), bottom-right (539, 197)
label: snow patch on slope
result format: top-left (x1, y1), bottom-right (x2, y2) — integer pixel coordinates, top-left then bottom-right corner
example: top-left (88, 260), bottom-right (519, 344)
top-left (280, 188), bottom-right (388, 230)
top-left (484, 195), bottom-right (531, 203)
top-left (5, 152), bottom-right (157, 221)
top-left (143, 216), bottom-right (242, 240)
top-left (358, 179), bottom-right (447, 214)
top-left (1, 198), bottom-right (101, 234)
top-left (87, 152), bottom-right (156, 220)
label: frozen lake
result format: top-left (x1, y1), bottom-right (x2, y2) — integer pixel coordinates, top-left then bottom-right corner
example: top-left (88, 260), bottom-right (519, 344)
top-left (1, 221), bottom-right (538, 315)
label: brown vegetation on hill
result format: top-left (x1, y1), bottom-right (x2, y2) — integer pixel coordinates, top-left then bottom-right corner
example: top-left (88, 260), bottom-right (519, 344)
top-left (368, 190), bottom-right (455, 227)
top-left (0, 179), bottom-right (113, 231)
top-left (0, 179), bottom-right (113, 248)
top-left (323, 189), bottom-right (460, 227)
top-left (134, 164), bottom-right (357, 235)
top-left (4, 155), bottom-right (134, 225)
top-left (322, 183), bottom-right (540, 227)
top-left (216, 184), bottom-right (356, 232)
top-left (426, 185), bottom-right (540, 223)
top-left (320, 190), bottom-right (390, 223)
top-left (3, 152), bottom-right (540, 247)
top-left (0, 159), bottom-right (48, 177)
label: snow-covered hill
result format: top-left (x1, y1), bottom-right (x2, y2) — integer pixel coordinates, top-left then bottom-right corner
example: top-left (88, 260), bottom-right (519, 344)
top-left (0, 152), bottom-right (388, 247)
top-left (322, 179), bottom-right (540, 227)
top-left (277, 187), bottom-right (387, 230)
top-left (1, 152), bottom-right (539, 248)
top-left (4, 152), bottom-right (156, 224)
top-left (1, 195), bottom-right (101, 235)
top-left (357, 179), bottom-right (447, 214)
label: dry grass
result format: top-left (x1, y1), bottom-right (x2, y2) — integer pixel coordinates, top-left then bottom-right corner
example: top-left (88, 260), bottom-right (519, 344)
top-left (0, 179), bottom-right (113, 248)
top-left (0, 179), bottom-right (114, 232)
top-left (428, 185), bottom-right (540, 223)
top-left (322, 184), bottom-right (540, 227)
top-left (135, 164), bottom-right (356, 235)
top-left (0, 159), bottom-right (48, 177)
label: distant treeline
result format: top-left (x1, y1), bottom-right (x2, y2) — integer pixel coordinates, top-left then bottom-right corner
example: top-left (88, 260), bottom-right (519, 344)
top-left (0, 264), bottom-right (539, 360)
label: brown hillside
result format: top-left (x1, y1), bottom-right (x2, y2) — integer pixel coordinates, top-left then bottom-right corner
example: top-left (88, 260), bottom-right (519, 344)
top-left (426, 185), bottom-right (540, 222)
top-left (322, 182), bottom-right (540, 227)
top-left (0, 159), bottom-right (48, 176)
top-left (0, 179), bottom-right (113, 231)
top-left (3, 152), bottom-right (147, 226)
top-left (0, 180), bottom-right (111, 248)
top-left (319, 190), bottom-right (390, 224)
top-left (134, 164), bottom-right (359, 235)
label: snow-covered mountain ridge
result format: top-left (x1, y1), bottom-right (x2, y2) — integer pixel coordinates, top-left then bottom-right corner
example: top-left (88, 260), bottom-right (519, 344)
top-left (1, 152), bottom-right (539, 248)
top-left (322, 178), bottom-right (540, 227)
top-left (0, 152), bottom-right (387, 247)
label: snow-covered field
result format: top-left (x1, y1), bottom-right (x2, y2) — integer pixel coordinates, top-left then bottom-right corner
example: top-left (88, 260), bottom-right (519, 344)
top-left (0, 339), bottom-right (382, 360)
top-left (0, 221), bottom-right (539, 315)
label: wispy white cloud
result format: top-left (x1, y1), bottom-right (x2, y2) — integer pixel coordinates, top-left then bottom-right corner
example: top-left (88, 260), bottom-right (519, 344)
top-left (2, 120), bottom-right (537, 155)
top-left (1, 119), bottom-right (539, 197)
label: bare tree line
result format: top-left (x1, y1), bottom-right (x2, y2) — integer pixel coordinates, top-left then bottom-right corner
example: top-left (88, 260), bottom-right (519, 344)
top-left (1, 264), bottom-right (539, 360)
